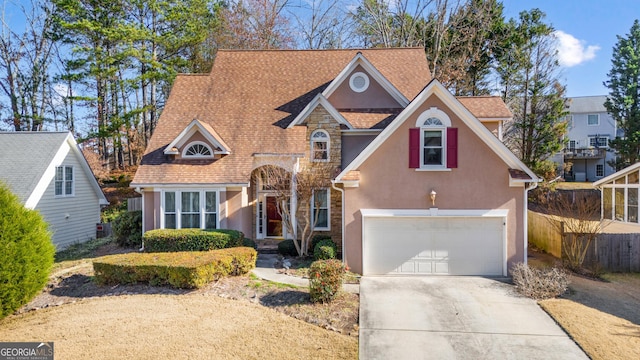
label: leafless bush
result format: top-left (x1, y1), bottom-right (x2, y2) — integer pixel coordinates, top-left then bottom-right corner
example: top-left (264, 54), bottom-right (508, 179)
top-left (511, 263), bottom-right (569, 300)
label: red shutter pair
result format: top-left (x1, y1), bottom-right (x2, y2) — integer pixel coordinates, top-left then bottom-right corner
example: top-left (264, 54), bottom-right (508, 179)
top-left (409, 128), bottom-right (457, 168)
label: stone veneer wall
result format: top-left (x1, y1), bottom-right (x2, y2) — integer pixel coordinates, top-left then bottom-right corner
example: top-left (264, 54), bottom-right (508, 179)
top-left (302, 105), bottom-right (344, 252)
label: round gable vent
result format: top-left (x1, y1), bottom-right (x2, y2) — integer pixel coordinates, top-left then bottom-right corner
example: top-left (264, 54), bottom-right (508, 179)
top-left (349, 72), bottom-right (370, 93)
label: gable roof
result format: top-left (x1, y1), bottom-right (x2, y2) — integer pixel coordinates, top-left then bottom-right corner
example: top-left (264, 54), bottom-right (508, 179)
top-left (335, 80), bottom-right (540, 184)
top-left (132, 48), bottom-right (433, 186)
top-left (0, 132), bottom-right (108, 208)
top-left (164, 119), bottom-right (231, 155)
top-left (567, 95), bottom-right (607, 113)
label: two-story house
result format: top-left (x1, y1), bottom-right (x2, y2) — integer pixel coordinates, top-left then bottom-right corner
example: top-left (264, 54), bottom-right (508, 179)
top-left (561, 95), bottom-right (617, 181)
top-left (132, 48), bottom-right (540, 276)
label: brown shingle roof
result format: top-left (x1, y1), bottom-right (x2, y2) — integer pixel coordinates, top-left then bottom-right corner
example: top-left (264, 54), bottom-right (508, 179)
top-left (457, 96), bottom-right (513, 119)
top-left (340, 111), bottom-right (400, 129)
top-left (133, 48), bottom-right (431, 185)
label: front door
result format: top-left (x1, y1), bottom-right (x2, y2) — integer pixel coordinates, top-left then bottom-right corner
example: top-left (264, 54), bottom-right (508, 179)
top-left (266, 196), bottom-right (283, 237)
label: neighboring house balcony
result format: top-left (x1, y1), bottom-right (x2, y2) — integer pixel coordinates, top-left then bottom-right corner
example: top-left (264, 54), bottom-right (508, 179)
top-left (564, 148), bottom-right (606, 160)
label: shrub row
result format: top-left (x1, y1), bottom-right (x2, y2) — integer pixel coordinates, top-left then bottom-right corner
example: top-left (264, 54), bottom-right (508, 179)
top-left (511, 263), bottom-right (569, 300)
top-left (143, 229), bottom-right (243, 252)
top-left (309, 259), bottom-right (344, 303)
top-left (93, 247), bottom-right (257, 289)
top-left (277, 235), bottom-right (338, 259)
top-left (277, 239), bottom-right (298, 256)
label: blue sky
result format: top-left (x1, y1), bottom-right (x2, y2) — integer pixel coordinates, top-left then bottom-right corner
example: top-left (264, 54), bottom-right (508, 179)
top-left (502, 0), bottom-right (639, 97)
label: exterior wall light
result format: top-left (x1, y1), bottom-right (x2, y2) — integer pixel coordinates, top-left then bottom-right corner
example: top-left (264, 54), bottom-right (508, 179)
top-left (430, 190), bottom-right (437, 207)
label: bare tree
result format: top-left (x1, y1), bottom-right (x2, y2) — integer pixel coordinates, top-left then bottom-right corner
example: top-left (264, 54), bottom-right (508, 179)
top-left (290, 0), bottom-right (355, 49)
top-left (257, 163), bottom-right (334, 256)
top-left (539, 190), bottom-right (610, 271)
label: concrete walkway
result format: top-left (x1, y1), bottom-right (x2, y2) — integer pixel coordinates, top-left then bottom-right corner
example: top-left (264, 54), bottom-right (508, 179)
top-left (359, 276), bottom-right (588, 360)
top-left (251, 253), bottom-right (359, 294)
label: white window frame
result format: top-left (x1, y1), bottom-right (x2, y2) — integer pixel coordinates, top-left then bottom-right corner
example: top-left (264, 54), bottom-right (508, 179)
top-left (160, 189), bottom-right (220, 229)
top-left (54, 165), bottom-right (74, 197)
top-left (312, 188), bottom-right (330, 231)
top-left (568, 140), bottom-right (576, 151)
top-left (589, 136), bottom-right (609, 148)
top-left (415, 107), bottom-right (451, 171)
top-left (596, 164), bottom-right (604, 177)
top-left (587, 114), bottom-right (600, 126)
top-left (182, 141), bottom-right (214, 158)
top-left (311, 129), bottom-right (330, 162)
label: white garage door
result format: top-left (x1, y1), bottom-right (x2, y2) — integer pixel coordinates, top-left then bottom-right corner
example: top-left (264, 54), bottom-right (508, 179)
top-left (363, 215), bottom-right (505, 276)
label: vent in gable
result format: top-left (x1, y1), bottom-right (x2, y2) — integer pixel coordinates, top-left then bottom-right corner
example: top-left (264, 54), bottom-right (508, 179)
top-left (349, 72), bottom-right (369, 93)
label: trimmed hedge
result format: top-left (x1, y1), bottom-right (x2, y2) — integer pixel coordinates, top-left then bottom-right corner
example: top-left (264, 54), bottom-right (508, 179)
top-left (93, 247), bottom-right (257, 289)
top-left (310, 234), bottom-right (332, 252)
top-left (309, 259), bottom-right (344, 303)
top-left (277, 239), bottom-right (298, 256)
top-left (0, 183), bottom-right (55, 319)
top-left (143, 229), bottom-right (244, 252)
top-left (314, 239), bottom-right (337, 260)
top-left (243, 238), bottom-right (257, 250)
top-left (112, 210), bottom-right (142, 247)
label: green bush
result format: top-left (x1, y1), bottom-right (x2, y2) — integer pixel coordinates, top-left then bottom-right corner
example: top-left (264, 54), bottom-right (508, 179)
top-left (143, 229), bottom-right (244, 252)
top-left (310, 234), bottom-right (332, 252)
top-left (112, 210), bottom-right (142, 247)
top-left (243, 238), bottom-right (257, 250)
top-left (277, 239), bottom-right (298, 256)
top-left (93, 247), bottom-right (257, 289)
top-left (314, 239), bottom-right (337, 260)
top-left (309, 259), bottom-right (344, 303)
top-left (0, 183), bottom-right (55, 319)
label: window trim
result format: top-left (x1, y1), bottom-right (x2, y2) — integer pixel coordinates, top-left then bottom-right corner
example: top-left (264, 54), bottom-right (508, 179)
top-left (589, 136), bottom-right (609, 148)
top-left (587, 114), bottom-right (600, 126)
top-left (414, 107), bottom-right (452, 170)
top-left (596, 164), bottom-right (604, 177)
top-left (312, 188), bottom-right (330, 231)
top-left (160, 189), bottom-right (220, 230)
top-left (54, 165), bottom-right (74, 197)
top-left (311, 129), bottom-right (330, 162)
top-left (182, 141), bottom-right (214, 158)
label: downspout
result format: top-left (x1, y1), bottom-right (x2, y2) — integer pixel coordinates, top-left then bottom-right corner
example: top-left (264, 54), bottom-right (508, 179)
top-left (134, 187), bottom-right (145, 252)
top-left (331, 181), bottom-right (346, 267)
top-left (524, 181), bottom-right (539, 266)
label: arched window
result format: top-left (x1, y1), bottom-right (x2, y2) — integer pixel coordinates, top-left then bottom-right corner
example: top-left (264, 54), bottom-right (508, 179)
top-left (183, 141), bottom-right (213, 158)
top-left (311, 130), bottom-right (330, 162)
top-left (409, 107), bottom-right (456, 169)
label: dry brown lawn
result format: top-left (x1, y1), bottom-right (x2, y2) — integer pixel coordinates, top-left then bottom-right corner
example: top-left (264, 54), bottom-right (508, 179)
top-left (540, 299), bottom-right (640, 360)
top-left (0, 294), bottom-right (357, 360)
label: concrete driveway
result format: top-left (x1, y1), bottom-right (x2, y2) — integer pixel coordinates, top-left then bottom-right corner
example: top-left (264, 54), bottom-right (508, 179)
top-left (359, 276), bottom-right (588, 360)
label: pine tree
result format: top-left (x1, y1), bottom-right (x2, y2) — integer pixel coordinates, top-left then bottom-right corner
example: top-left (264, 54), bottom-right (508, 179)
top-left (605, 20), bottom-right (640, 170)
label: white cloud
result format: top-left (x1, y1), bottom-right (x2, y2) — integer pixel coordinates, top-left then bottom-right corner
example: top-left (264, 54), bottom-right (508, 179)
top-left (554, 30), bottom-right (600, 67)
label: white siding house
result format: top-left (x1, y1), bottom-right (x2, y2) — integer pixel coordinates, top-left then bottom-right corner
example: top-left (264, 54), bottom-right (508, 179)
top-left (0, 132), bottom-right (108, 249)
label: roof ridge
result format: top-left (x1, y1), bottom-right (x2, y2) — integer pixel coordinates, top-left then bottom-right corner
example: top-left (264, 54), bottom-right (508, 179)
top-left (215, 47), bottom-right (424, 53)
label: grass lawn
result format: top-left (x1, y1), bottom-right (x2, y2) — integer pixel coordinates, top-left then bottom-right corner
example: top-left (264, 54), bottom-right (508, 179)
top-left (0, 295), bottom-right (357, 360)
top-left (529, 248), bottom-right (640, 360)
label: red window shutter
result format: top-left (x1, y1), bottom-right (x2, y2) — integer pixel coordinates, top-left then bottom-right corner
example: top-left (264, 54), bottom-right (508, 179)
top-left (409, 128), bottom-right (420, 168)
top-left (447, 127), bottom-right (458, 168)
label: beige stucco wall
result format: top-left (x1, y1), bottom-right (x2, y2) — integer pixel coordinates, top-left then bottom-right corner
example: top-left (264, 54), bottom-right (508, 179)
top-left (226, 189), bottom-right (252, 238)
top-left (343, 95), bottom-right (525, 274)
top-left (328, 65), bottom-right (403, 110)
top-left (143, 190), bottom-right (160, 232)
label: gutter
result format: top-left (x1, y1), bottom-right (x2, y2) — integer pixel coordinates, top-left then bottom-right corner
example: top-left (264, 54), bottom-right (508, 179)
top-left (331, 181), bottom-right (346, 268)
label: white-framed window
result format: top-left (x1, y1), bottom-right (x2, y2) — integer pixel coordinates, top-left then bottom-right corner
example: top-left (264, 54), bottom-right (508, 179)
top-left (587, 114), bottom-right (599, 126)
top-left (55, 166), bottom-right (74, 196)
top-left (568, 140), bottom-right (576, 151)
top-left (162, 190), bottom-right (219, 229)
top-left (596, 164), bottom-right (604, 177)
top-left (589, 136), bottom-right (609, 147)
top-left (312, 188), bottom-right (330, 230)
top-left (311, 129), bottom-right (329, 162)
top-left (183, 141), bottom-right (213, 158)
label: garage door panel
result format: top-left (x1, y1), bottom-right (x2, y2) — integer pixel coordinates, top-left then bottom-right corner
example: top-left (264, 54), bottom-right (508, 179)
top-left (363, 216), bottom-right (504, 276)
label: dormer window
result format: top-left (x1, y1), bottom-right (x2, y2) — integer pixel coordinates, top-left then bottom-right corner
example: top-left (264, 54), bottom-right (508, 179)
top-left (183, 141), bottom-right (213, 158)
top-left (311, 130), bottom-right (330, 162)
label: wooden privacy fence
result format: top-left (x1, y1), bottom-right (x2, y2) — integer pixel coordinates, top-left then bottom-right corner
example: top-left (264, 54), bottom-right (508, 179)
top-left (528, 210), bottom-right (640, 272)
top-left (127, 197), bottom-right (142, 212)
